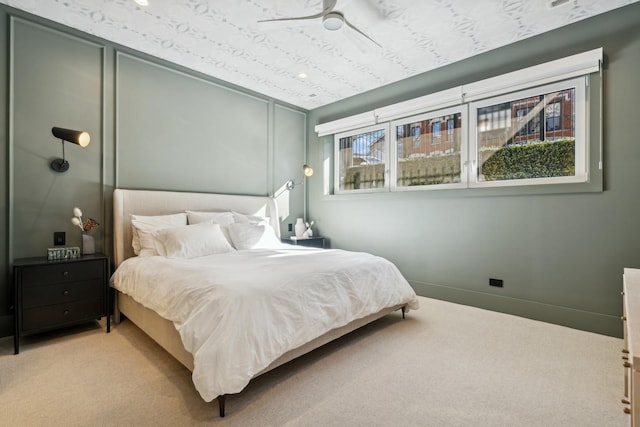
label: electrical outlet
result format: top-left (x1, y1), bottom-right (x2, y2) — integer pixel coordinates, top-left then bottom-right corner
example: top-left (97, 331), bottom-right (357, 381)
top-left (489, 278), bottom-right (503, 287)
top-left (53, 231), bottom-right (66, 246)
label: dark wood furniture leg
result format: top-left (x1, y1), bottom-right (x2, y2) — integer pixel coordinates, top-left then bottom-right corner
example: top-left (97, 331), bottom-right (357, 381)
top-left (218, 395), bottom-right (226, 417)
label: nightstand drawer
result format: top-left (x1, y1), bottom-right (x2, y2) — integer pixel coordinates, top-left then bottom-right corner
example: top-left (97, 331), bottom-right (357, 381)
top-left (22, 279), bottom-right (103, 309)
top-left (21, 260), bottom-right (104, 287)
top-left (22, 299), bottom-right (104, 331)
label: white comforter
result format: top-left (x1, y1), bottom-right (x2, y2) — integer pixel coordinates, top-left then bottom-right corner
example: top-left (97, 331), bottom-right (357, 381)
top-left (111, 247), bottom-right (419, 401)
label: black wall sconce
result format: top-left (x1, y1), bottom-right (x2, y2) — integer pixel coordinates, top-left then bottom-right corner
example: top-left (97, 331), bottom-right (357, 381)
top-left (50, 127), bottom-right (90, 172)
top-left (286, 164), bottom-right (314, 190)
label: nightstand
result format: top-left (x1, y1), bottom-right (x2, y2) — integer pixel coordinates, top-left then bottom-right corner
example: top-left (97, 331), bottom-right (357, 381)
top-left (13, 253), bottom-right (110, 354)
top-left (281, 236), bottom-right (327, 249)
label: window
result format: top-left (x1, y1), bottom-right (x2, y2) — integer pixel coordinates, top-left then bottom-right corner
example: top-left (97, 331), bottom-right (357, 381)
top-left (431, 122), bottom-right (441, 145)
top-left (447, 119), bottom-right (455, 143)
top-left (411, 124), bottom-right (421, 149)
top-left (334, 124), bottom-right (388, 193)
top-left (470, 77), bottom-right (586, 187)
top-left (514, 106), bottom-right (541, 140)
top-left (322, 49), bottom-right (601, 195)
top-left (545, 100), bottom-right (563, 134)
top-left (391, 106), bottom-right (466, 190)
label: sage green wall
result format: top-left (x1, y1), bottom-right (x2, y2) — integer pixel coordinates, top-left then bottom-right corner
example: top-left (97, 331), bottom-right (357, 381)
top-left (306, 3), bottom-right (640, 337)
top-left (0, 6), bottom-right (307, 338)
top-left (116, 54), bottom-right (268, 195)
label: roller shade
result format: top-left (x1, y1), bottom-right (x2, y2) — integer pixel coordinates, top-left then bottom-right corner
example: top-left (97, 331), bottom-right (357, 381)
top-left (374, 87), bottom-right (462, 122)
top-left (463, 48), bottom-right (602, 102)
top-left (315, 111), bottom-right (376, 137)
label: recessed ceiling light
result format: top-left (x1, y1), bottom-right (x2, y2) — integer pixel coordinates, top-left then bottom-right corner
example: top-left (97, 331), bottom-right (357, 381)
top-left (134, 0), bottom-right (149, 6)
top-left (298, 72), bottom-right (308, 79)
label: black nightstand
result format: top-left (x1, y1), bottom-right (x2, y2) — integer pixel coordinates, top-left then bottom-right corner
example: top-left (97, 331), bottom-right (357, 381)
top-left (281, 237), bottom-right (327, 249)
top-left (13, 253), bottom-right (110, 354)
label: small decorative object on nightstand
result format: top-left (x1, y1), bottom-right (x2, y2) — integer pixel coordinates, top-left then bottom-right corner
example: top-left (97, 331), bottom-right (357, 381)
top-left (302, 220), bottom-right (314, 238)
top-left (282, 236), bottom-right (327, 249)
top-left (294, 218), bottom-right (306, 238)
top-left (71, 207), bottom-right (100, 255)
top-left (13, 253), bottom-right (110, 354)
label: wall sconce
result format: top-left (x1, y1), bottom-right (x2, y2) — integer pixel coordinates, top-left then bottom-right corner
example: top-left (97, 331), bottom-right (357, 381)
top-left (286, 164), bottom-right (313, 190)
top-left (50, 127), bottom-right (90, 172)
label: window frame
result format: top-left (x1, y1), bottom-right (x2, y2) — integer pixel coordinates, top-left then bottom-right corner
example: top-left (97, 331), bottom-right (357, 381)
top-left (320, 49), bottom-right (601, 196)
top-left (468, 76), bottom-right (588, 188)
top-left (333, 123), bottom-right (390, 195)
top-left (390, 105), bottom-right (468, 192)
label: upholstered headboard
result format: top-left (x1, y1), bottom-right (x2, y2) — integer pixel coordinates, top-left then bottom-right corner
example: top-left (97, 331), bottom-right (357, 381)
top-left (113, 189), bottom-right (281, 267)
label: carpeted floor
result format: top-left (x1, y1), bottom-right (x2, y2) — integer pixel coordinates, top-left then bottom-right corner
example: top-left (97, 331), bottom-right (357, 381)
top-left (0, 296), bottom-right (628, 426)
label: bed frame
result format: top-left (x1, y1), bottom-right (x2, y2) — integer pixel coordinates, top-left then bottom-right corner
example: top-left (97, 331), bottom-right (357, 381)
top-left (112, 188), bottom-right (405, 417)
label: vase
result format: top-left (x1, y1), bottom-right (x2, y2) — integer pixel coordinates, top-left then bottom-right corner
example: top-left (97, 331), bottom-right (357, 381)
top-left (294, 218), bottom-right (306, 238)
top-left (82, 233), bottom-right (95, 255)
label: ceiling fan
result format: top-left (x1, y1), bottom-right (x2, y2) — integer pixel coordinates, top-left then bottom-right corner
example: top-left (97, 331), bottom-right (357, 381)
top-left (258, 0), bottom-right (382, 48)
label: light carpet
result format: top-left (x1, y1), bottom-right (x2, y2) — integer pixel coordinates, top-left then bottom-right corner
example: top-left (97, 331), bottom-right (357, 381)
top-left (0, 296), bottom-right (628, 426)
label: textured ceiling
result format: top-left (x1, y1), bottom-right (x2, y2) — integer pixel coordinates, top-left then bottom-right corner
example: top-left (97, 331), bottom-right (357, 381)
top-left (1, 0), bottom-right (637, 110)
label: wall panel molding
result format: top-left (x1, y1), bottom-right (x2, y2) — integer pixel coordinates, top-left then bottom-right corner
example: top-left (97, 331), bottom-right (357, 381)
top-left (8, 15), bottom-right (106, 262)
top-left (114, 51), bottom-right (271, 196)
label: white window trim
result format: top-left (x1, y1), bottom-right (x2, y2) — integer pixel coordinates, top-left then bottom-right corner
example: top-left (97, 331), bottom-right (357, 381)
top-left (390, 105), bottom-right (468, 192)
top-left (468, 77), bottom-right (588, 188)
top-left (334, 123), bottom-right (390, 195)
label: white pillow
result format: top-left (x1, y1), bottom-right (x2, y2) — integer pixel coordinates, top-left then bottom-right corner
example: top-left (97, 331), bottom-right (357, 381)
top-left (232, 211), bottom-right (270, 226)
top-left (153, 223), bottom-right (234, 259)
top-left (229, 223), bottom-right (282, 250)
top-left (186, 210), bottom-right (235, 244)
top-left (186, 210), bottom-right (234, 226)
top-left (131, 213), bottom-right (187, 256)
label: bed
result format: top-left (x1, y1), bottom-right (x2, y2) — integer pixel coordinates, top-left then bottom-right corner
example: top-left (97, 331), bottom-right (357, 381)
top-left (111, 188), bottom-right (419, 417)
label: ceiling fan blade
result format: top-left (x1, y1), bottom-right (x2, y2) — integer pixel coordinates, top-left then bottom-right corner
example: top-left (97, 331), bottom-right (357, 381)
top-left (258, 14), bottom-right (325, 24)
top-left (258, 0), bottom-right (338, 24)
top-left (340, 26), bottom-right (370, 54)
top-left (323, 0), bottom-right (339, 13)
top-left (343, 17), bottom-right (382, 48)
top-left (360, 0), bottom-right (392, 21)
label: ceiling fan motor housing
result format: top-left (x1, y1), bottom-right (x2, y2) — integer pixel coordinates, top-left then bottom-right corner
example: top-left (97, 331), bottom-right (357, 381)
top-left (323, 12), bottom-right (344, 31)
